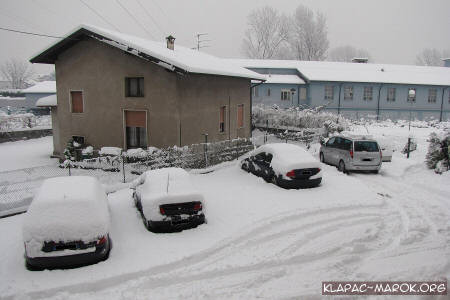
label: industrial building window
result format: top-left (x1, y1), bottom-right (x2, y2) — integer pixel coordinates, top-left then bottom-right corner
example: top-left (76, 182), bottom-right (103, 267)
top-left (324, 86), bottom-right (334, 100)
top-left (344, 86), bottom-right (353, 100)
top-left (267, 88), bottom-right (271, 96)
top-left (428, 89), bottom-right (437, 103)
top-left (219, 106), bottom-right (226, 132)
top-left (300, 87), bottom-right (307, 100)
top-left (407, 88), bottom-right (416, 102)
top-left (237, 104), bottom-right (244, 128)
top-left (70, 91), bottom-right (83, 113)
top-left (252, 86), bottom-right (259, 97)
top-left (125, 77), bottom-right (144, 97)
top-left (281, 89), bottom-right (291, 101)
top-left (363, 87), bottom-right (373, 101)
top-left (387, 88), bottom-right (396, 102)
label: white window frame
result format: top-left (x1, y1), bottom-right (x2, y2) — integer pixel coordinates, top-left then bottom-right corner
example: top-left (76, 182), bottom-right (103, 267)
top-left (324, 86), bottom-right (334, 100)
top-left (363, 86), bottom-right (373, 101)
top-left (428, 88), bottom-right (437, 103)
top-left (281, 89), bottom-right (291, 101)
top-left (344, 86), bottom-right (354, 101)
top-left (387, 87), bottom-right (396, 102)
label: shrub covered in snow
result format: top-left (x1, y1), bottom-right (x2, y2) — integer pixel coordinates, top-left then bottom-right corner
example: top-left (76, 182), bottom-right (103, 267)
top-left (252, 104), bottom-right (347, 136)
top-left (426, 132), bottom-right (449, 173)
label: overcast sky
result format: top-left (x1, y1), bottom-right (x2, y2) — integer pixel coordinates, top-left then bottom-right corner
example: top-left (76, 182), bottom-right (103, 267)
top-left (1, 0), bottom-right (449, 76)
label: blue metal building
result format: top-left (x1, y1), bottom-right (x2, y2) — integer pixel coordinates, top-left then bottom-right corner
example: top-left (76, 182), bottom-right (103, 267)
top-left (231, 59), bottom-right (450, 121)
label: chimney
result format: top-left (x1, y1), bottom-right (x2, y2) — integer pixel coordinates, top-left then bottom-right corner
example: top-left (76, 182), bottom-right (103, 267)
top-left (166, 35), bottom-right (175, 50)
top-left (351, 57), bottom-right (368, 63)
top-left (442, 58), bottom-right (450, 68)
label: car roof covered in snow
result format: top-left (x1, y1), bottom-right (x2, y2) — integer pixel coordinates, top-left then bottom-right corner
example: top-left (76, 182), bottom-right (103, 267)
top-left (30, 25), bottom-right (265, 81)
top-left (230, 59), bottom-right (450, 86)
top-left (136, 168), bottom-right (204, 220)
top-left (23, 176), bottom-right (110, 243)
top-left (21, 81), bottom-right (56, 94)
top-left (252, 143), bottom-right (320, 173)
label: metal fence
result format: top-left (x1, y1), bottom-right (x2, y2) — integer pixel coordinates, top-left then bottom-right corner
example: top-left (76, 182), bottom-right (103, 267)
top-left (0, 131), bottom-right (323, 218)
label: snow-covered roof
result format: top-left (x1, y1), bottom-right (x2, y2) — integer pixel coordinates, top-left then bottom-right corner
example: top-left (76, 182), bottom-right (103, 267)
top-left (230, 59), bottom-right (450, 86)
top-left (36, 94), bottom-right (56, 107)
top-left (31, 25), bottom-right (265, 81)
top-left (21, 81), bottom-right (56, 94)
top-left (264, 74), bottom-right (305, 85)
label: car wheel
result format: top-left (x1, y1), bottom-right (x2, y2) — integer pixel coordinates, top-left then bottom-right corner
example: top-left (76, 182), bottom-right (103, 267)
top-left (320, 152), bottom-right (325, 163)
top-left (271, 175), bottom-right (278, 186)
top-left (338, 160), bottom-right (346, 173)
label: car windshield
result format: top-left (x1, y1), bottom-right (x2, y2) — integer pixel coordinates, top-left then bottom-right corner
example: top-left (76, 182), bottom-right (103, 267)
top-left (354, 141), bottom-right (379, 152)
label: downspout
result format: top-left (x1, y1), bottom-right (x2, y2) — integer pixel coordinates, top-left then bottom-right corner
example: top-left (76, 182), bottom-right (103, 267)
top-left (297, 84), bottom-right (300, 106)
top-left (337, 83), bottom-right (343, 115)
top-left (439, 86), bottom-right (446, 122)
top-left (250, 81), bottom-right (265, 137)
top-left (376, 83), bottom-right (383, 121)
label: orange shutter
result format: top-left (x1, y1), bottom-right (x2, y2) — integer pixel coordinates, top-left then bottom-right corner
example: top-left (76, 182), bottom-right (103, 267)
top-left (125, 111), bottom-right (146, 128)
top-left (237, 104), bottom-right (244, 128)
top-left (71, 91), bottom-right (83, 113)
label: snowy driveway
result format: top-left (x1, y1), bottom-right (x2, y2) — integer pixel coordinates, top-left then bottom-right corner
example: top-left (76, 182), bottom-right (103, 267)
top-left (1, 151), bottom-right (449, 299)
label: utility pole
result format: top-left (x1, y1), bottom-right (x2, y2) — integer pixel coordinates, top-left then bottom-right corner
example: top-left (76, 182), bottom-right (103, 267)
top-left (193, 33), bottom-right (211, 50)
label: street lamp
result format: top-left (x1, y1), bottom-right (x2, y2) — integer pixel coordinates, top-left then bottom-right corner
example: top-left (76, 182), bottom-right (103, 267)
top-left (408, 89), bottom-right (416, 132)
top-left (407, 89), bottom-right (416, 158)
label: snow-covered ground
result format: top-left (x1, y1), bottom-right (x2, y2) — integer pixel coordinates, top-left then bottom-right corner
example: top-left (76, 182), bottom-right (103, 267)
top-left (0, 123), bottom-right (449, 299)
top-left (0, 136), bottom-right (55, 172)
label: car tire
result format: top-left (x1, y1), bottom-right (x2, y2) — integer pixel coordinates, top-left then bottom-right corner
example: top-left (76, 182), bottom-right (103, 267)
top-left (25, 261), bottom-right (43, 271)
top-left (338, 160), bottom-right (346, 174)
top-left (271, 175), bottom-right (278, 186)
top-left (320, 152), bottom-right (325, 163)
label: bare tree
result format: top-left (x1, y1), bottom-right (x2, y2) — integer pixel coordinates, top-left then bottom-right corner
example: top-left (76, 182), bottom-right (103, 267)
top-left (415, 48), bottom-right (447, 66)
top-left (242, 6), bottom-right (289, 59)
top-left (0, 58), bottom-right (34, 89)
top-left (288, 4), bottom-right (329, 61)
top-left (328, 45), bottom-right (371, 62)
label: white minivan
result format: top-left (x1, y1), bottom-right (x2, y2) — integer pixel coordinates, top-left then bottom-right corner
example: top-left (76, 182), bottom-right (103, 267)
top-left (319, 136), bottom-right (382, 173)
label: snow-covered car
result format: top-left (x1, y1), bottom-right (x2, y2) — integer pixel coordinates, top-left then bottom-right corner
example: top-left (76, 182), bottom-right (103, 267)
top-left (240, 143), bottom-right (322, 189)
top-left (133, 168), bottom-right (205, 233)
top-left (22, 176), bottom-right (111, 270)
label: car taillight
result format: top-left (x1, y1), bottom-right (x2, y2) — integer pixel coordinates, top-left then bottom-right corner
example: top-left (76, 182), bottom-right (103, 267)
top-left (349, 149), bottom-right (354, 159)
top-left (97, 236), bottom-right (107, 245)
top-left (286, 170), bottom-right (296, 178)
top-left (193, 203), bottom-right (202, 211)
top-left (159, 206), bottom-right (166, 215)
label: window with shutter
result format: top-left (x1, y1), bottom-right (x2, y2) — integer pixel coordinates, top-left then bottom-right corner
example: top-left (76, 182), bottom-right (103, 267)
top-left (71, 91), bottom-right (83, 113)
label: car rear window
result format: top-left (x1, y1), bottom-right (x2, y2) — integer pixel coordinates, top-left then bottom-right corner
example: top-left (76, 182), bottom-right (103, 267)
top-left (354, 141), bottom-right (379, 152)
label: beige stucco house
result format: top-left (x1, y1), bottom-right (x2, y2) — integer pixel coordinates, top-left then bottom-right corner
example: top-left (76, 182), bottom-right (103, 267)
top-left (31, 25), bottom-right (264, 157)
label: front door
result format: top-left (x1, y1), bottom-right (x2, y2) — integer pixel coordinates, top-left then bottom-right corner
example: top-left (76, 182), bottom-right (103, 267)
top-left (125, 110), bottom-right (147, 149)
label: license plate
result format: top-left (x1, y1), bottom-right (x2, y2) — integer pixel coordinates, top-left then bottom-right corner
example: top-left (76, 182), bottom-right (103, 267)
top-left (362, 158), bottom-right (372, 162)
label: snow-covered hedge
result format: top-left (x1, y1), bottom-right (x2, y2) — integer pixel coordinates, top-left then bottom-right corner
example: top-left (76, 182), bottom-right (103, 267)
top-left (252, 104), bottom-right (348, 134)
top-left (0, 111), bottom-right (51, 132)
top-left (426, 132), bottom-right (449, 173)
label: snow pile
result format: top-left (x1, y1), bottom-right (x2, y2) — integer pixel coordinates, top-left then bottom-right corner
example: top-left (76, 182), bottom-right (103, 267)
top-left (135, 168), bottom-right (205, 221)
top-left (81, 146), bottom-right (93, 155)
top-left (99, 147), bottom-right (122, 156)
top-left (124, 148), bottom-right (148, 159)
top-left (22, 176), bottom-right (110, 256)
top-left (252, 143), bottom-right (322, 178)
